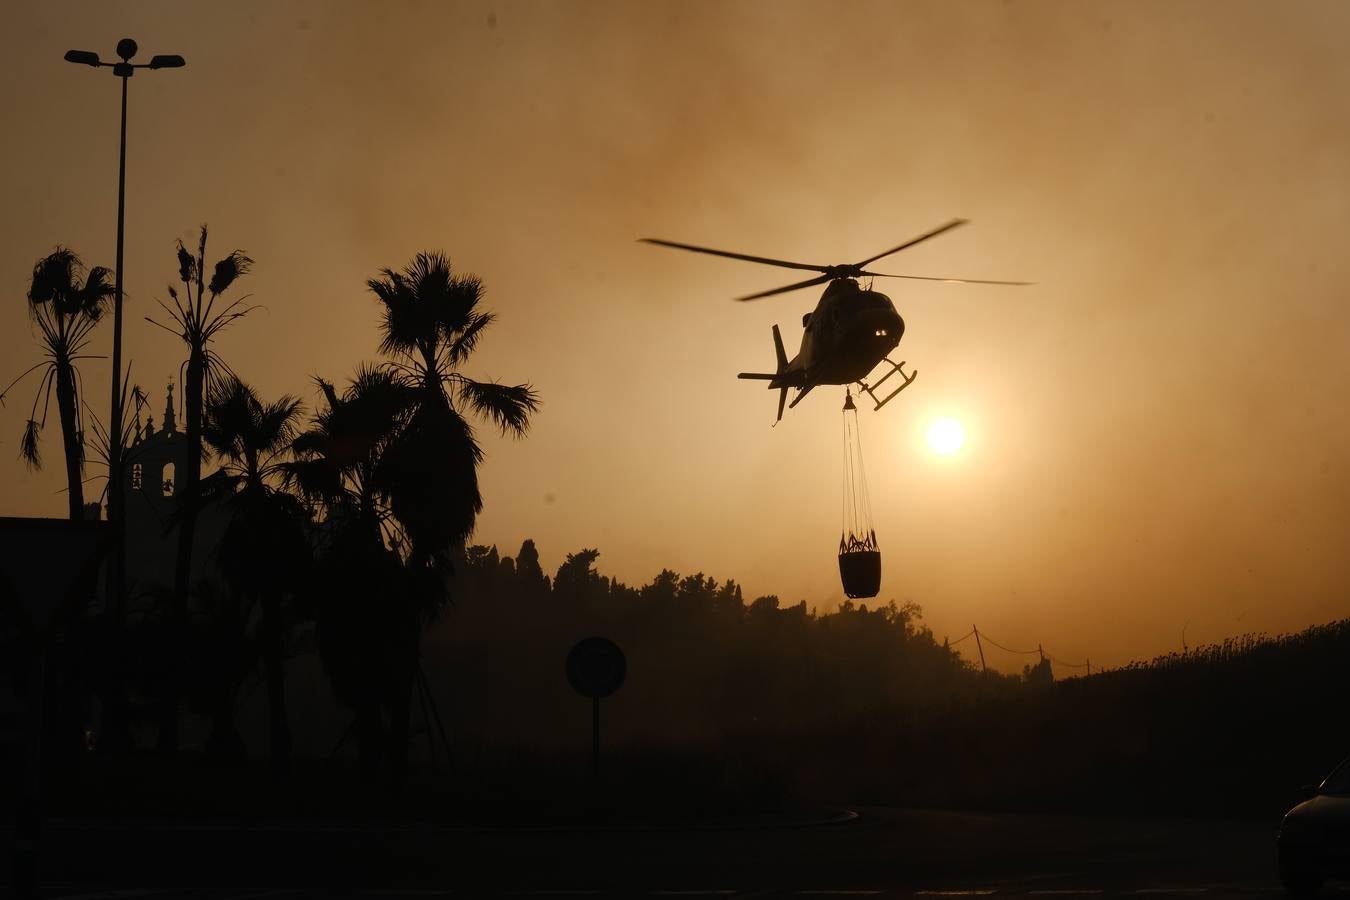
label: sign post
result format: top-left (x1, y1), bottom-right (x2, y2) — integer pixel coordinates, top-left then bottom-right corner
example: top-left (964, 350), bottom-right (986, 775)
top-left (565, 636), bottom-right (626, 785)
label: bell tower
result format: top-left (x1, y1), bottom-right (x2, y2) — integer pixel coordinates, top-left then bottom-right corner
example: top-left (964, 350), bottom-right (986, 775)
top-left (124, 380), bottom-right (184, 524)
top-left (120, 379), bottom-right (227, 602)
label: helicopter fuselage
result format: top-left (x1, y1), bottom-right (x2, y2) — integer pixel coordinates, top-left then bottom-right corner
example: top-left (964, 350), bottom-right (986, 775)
top-left (737, 278), bottom-right (912, 420)
top-left (788, 279), bottom-right (903, 386)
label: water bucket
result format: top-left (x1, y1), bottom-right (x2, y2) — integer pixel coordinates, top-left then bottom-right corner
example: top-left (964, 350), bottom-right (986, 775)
top-left (838, 549), bottom-right (881, 599)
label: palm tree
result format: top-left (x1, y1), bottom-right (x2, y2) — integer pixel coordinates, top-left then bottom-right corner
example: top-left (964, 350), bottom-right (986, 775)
top-left (147, 226), bottom-right (255, 615)
top-left (367, 251), bottom-right (538, 782)
top-left (288, 254), bottom-right (537, 783)
top-left (288, 366), bottom-right (415, 550)
top-left (287, 366), bottom-right (416, 782)
top-left (1, 248), bottom-right (114, 520)
top-left (146, 226), bottom-right (254, 750)
top-left (201, 374), bottom-right (309, 774)
top-left (369, 251), bottom-right (538, 561)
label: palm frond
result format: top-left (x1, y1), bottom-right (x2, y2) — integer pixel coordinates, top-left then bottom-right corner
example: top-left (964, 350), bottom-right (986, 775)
top-left (64, 313), bottom-right (104, 355)
top-left (76, 265), bottom-right (116, 321)
top-left (407, 251), bottom-right (453, 302)
top-left (199, 295), bottom-right (259, 343)
top-left (370, 254), bottom-right (485, 359)
top-left (203, 376), bottom-right (255, 464)
top-left (205, 375), bottom-right (305, 486)
top-left (144, 314), bottom-right (184, 339)
top-left (0, 361), bottom-right (54, 406)
top-left (28, 247), bottom-right (77, 307)
top-left (20, 419), bottom-right (41, 470)
top-left (409, 251), bottom-right (477, 335)
top-left (30, 368), bottom-right (56, 427)
top-left (27, 248), bottom-right (112, 335)
top-left (195, 226), bottom-right (208, 307)
top-left (447, 311), bottom-right (495, 365)
top-left (207, 250), bottom-right (254, 297)
top-left (257, 394), bottom-right (304, 455)
top-left (278, 456), bottom-right (344, 505)
top-left (176, 240), bottom-right (196, 287)
top-left (370, 270), bottom-right (420, 357)
top-left (315, 376), bottom-right (339, 411)
top-left (203, 350), bottom-right (239, 397)
top-left (293, 366), bottom-right (409, 485)
top-left (197, 468), bottom-right (245, 505)
top-left (454, 377), bottom-right (539, 437)
top-left (288, 430), bottom-right (327, 457)
top-left (437, 273), bottom-right (483, 337)
top-left (83, 367), bottom-right (138, 474)
top-left (346, 365), bottom-right (416, 431)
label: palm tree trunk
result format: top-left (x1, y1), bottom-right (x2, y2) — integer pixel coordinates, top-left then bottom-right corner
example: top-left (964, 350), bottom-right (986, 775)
top-left (355, 699), bottom-right (383, 785)
top-left (54, 362), bottom-right (84, 520)
top-left (261, 592), bottom-right (292, 777)
top-left (206, 594), bottom-right (245, 761)
top-left (387, 660), bottom-right (414, 791)
top-left (386, 601), bottom-right (420, 791)
top-left (207, 680), bottom-right (245, 761)
top-left (173, 347), bottom-right (205, 609)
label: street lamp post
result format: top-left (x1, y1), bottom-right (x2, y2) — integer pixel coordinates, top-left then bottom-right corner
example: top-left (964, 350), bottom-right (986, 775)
top-left (63, 39), bottom-right (183, 613)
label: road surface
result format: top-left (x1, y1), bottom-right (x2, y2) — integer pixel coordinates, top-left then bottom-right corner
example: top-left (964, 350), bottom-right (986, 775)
top-left (1, 807), bottom-right (1328, 898)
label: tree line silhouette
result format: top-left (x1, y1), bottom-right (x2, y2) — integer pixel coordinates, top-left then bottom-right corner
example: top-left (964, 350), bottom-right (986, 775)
top-left (424, 543), bottom-right (1349, 818)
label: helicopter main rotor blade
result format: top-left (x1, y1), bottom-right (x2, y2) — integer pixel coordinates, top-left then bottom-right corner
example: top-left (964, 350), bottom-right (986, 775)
top-left (640, 238), bottom-right (826, 272)
top-left (735, 273), bottom-right (833, 302)
top-left (854, 218), bottom-right (969, 268)
top-left (861, 271), bottom-right (1034, 286)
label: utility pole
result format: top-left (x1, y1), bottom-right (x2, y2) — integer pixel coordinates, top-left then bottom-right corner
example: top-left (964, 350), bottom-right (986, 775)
top-left (64, 38), bottom-right (185, 755)
top-left (972, 624), bottom-right (987, 673)
top-left (62, 41), bottom-right (185, 616)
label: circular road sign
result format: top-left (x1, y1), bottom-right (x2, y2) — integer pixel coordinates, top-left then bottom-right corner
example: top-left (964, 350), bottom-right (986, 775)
top-left (565, 636), bottom-right (626, 699)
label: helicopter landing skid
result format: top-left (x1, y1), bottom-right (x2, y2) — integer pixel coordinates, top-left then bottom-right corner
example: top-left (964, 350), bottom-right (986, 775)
top-left (858, 359), bottom-right (917, 411)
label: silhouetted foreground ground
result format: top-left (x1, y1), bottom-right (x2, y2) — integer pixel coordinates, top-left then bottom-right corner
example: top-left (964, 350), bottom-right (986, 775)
top-left (27, 750), bottom-right (800, 825)
top-left (0, 805), bottom-right (1313, 898)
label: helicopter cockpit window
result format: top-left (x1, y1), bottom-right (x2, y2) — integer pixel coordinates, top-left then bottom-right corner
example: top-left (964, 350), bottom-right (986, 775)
top-left (802, 312), bottom-right (813, 329)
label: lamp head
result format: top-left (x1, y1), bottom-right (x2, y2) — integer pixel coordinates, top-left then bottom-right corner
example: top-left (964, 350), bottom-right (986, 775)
top-left (148, 54), bottom-right (186, 69)
top-left (64, 50), bottom-right (101, 67)
top-left (116, 38), bottom-right (138, 61)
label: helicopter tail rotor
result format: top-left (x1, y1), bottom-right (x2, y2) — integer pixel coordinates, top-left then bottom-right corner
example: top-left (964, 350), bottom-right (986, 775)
top-left (738, 323), bottom-right (804, 423)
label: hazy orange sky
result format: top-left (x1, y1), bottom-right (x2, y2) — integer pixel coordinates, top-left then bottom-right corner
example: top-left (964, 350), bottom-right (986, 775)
top-left (4, 1), bottom-right (1349, 672)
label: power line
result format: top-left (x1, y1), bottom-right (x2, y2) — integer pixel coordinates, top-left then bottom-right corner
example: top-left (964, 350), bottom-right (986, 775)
top-left (961, 625), bottom-right (1093, 676)
top-left (976, 630), bottom-right (1040, 656)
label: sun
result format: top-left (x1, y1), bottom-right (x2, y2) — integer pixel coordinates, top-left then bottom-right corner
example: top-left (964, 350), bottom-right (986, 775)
top-left (926, 417), bottom-right (965, 455)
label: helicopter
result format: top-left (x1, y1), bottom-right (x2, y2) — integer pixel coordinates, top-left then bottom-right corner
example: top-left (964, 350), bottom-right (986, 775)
top-left (642, 219), bottom-right (1030, 422)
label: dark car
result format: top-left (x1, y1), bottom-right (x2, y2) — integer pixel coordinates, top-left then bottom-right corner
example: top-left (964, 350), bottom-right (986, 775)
top-left (1279, 755), bottom-right (1350, 895)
